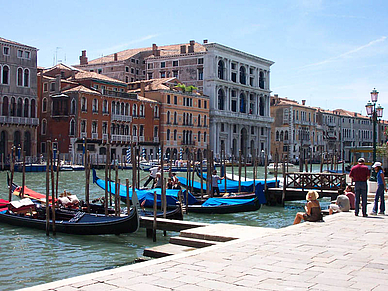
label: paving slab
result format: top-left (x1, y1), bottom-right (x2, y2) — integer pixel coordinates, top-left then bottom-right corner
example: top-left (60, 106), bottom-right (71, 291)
top-left (19, 201), bottom-right (388, 291)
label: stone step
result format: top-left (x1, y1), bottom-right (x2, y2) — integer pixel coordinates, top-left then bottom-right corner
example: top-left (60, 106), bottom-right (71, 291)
top-left (143, 244), bottom-right (197, 258)
top-left (169, 236), bottom-right (219, 248)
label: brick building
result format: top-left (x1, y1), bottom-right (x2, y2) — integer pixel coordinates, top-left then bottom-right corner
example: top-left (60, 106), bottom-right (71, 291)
top-left (37, 63), bottom-right (160, 164)
top-left (0, 37), bottom-right (39, 162)
top-left (128, 77), bottom-right (210, 160)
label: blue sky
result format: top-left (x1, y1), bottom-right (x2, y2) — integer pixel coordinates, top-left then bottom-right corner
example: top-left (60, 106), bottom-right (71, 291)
top-left (3, 0), bottom-right (387, 119)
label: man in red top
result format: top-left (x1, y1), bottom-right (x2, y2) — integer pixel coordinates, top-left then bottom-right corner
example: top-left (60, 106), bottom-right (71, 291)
top-left (349, 158), bottom-right (370, 217)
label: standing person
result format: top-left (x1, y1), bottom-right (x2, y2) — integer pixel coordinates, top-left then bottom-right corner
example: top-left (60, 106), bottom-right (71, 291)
top-left (349, 158), bottom-right (370, 217)
top-left (211, 170), bottom-right (224, 197)
top-left (143, 165), bottom-right (161, 188)
top-left (370, 162), bottom-right (387, 215)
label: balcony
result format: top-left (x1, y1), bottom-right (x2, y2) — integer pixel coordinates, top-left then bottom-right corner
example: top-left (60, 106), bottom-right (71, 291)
top-left (0, 116), bottom-right (39, 126)
top-left (92, 133), bottom-right (99, 140)
top-left (139, 136), bottom-right (144, 142)
top-left (102, 134), bottom-right (108, 141)
top-left (111, 135), bottom-right (131, 143)
top-left (154, 137), bottom-right (159, 143)
top-left (111, 114), bottom-right (132, 122)
top-left (80, 132), bottom-right (87, 139)
top-left (181, 141), bottom-right (196, 146)
top-left (104, 90), bottom-right (137, 99)
top-left (132, 136), bottom-right (138, 143)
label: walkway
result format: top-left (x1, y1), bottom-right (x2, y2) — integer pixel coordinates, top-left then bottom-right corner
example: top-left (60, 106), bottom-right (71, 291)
top-left (20, 202), bottom-right (388, 291)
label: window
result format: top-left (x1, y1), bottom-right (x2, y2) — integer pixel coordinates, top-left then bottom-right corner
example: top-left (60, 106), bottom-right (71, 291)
top-left (102, 100), bottom-right (108, 113)
top-left (92, 99), bottom-right (98, 113)
top-left (17, 50), bottom-right (23, 58)
top-left (133, 125), bottom-right (137, 136)
top-left (23, 69), bottom-right (29, 87)
top-left (161, 62), bottom-right (165, 68)
top-left (41, 119), bottom-right (47, 135)
top-left (81, 120), bottom-right (86, 133)
top-left (173, 70), bottom-right (178, 78)
top-left (71, 99), bottom-right (76, 114)
top-left (50, 82), bottom-right (55, 91)
top-left (198, 58), bottom-right (203, 64)
top-left (231, 72), bottom-right (237, 82)
top-left (24, 51), bottom-right (30, 59)
top-left (218, 89), bottom-right (225, 110)
top-left (42, 98), bottom-right (47, 112)
top-left (23, 98), bottom-right (29, 117)
top-left (174, 112), bottom-right (177, 124)
top-left (259, 97), bottom-right (264, 116)
top-left (167, 95), bottom-right (171, 104)
top-left (98, 68), bottom-right (102, 74)
top-left (70, 119), bottom-right (75, 136)
top-left (173, 60), bottom-right (178, 66)
top-left (198, 99), bottom-right (201, 108)
top-left (139, 104), bottom-right (144, 116)
top-left (30, 99), bottom-right (35, 118)
top-left (198, 68), bottom-right (203, 80)
top-left (125, 66), bottom-right (129, 72)
top-left (239, 66), bottom-right (246, 85)
top-left (17, 68), bottom-right (23, 86)
top-left (204, 115), bottom-right (207, 127)
top-left (174, 95), bottom-right (177, 105)
top-left (259, 71), bottom-right (265, 89)
top-left (81, 97), bottom-right (87, 112)
top-left (160, 71), bottom-right (165, 78)
top-left (240, 93), bottom-right (246, 113)
top-left (132, 104), bottom-right (137, 116)
top-left (147, 63), bottom-right (153, 69)
top-left (204, 132), bottom-right (207, 143)
top-left (3, 47), bottom-right (9, 55)
top-left (2, 65), bottom-right (9, 84)
top-left (174, 130), bottom-right (177, 140)
top-left (147, 72), bottom-right (153, 80)
top-left (102, 122), bottom-right (107, 134)
top-left (218, 60), bottom-right (224, 80)
top-left (167, 129), bottom-right (170, 140)
top-left (92, 121), bottom-right (97, 133)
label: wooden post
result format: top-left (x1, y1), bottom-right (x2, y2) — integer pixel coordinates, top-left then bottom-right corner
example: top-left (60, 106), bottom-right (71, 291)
top-left (8, 148), bottom-right (14, 201)
top-left (131, 143), bottom-right (137, 216)
top-left (85, 150), bottom-right (90, 213)
top-left (137, 146), bottom-right (140, 187)
top-left (264, 153), bottom-right (268, 198)
top-left (223, 149), bottom-right (227, 194)
top-left (231, 155), bottom-right (234, 180)
top-left (200, 150), bottom-right (204, 200)
top-left (320, 153), bottom-right (324, 173)
top-left (108, 152), bottom-right (112, 206)
top-left (244, 155), bottom-right (247, 182)
top-left (206, 144), bottom-right (210, 197)
top-left (115, 163), bottom-right (119, 216)
top-left (117, 178), bottom-right (121, 215)
top-left (153, 191), bottom-right (157, 242)
top-left (50, 144), bottom-right (56, 235)
top-left (238, 150), bottom-right (242, 193)
top-left (281, 155), bottom-right (286, 206)
top-left (126, 179), bottom-right (130, 214)
top-left (253, 149), bottom-right (256, 194)
top-left (104, 143), bottom-right (110, 216)
top-left (55, 150), bottom-right (60, 199)
top-left (274, 149), bottom-right (278, 188)
top-left (160, 142), bottom-right (166, 222)
top-left (305, 158), bottom-right (308, 172)
top-left (210, 150), bottom-right (214, 197)
top-left (191, 150), bottom-right (195, 194)
top-left (45, 142), bottom-right (50, 236)
top-left (21, 151), bottom-right (26, 198)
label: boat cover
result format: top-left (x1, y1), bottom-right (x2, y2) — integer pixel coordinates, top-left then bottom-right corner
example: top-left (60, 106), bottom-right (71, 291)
top-left (201, 197), bottom-right (256, 207)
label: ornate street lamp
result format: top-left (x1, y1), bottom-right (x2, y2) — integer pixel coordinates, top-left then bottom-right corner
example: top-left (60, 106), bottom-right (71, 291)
top-left (365, 88), bottom-right (384, 180)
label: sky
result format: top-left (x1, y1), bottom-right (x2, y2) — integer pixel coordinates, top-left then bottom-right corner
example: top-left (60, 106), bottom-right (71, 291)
top-left (3, 0), bottom-right (387, 119)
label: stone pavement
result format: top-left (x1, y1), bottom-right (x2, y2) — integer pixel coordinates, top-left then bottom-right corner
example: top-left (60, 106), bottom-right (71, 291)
top-left (20, 201), bottom-right (388, 291)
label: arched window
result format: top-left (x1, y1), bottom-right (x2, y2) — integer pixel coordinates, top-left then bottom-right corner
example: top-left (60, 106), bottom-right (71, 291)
top-left (24, 69), bottom-right (29, 87)
top-left (259, 71), bottom-right (265, 89)
top-left (111, 101), bottom-right (115, 114)
top-left (10, 97), bottom-right (16, 116)
top-left (198, 114), bottom-right (201, 126)
top-left (166, 129), bottom-right (170, 140)
top-left (174, 129), bottom-right (177, 140)
top-left (189, 113), bottom-right (192, 125)
top-left (92, 99), bottom-right (98, 112)
top-left (71, 99), bottom-right (76, 114)
top-left (17, 68), bottom-right (23, 86)
top-left (285, 130), bottom-right (289, 141)
top-left (198, 131), bottom-right (201, 142)
top-left (183, 112), bottom-right (186, 125)
top-left (41, 119), bottom-right (47, 135)
top-left (204, 132), bottom-right (207, 142)
top-left (139, 104), bottom-right (144, 116)
top-left (125, 103), bottom-right (129, 115)
top-left (92, 121), bottom-right (97, 133)
top-left (81, 120), bottom-right (86, 133)
top-left (204, 115), bottom-right (207, 127)
top-left (42, 97), bottom-right (47, 113)
top-left (154, 105), bottom-right (159, 117)
top-left (68, 119), bottom-right (75, 136)
top-left (218, 60), bottom-right (224, 80)
top-left (276, 131), bottom-right (279, 141)
top-left (280, 131), bottom-right (284, 141)
top-left (24, 98), bottom-right (29, 117)
top-left (30, 99), bottom-right (35, 118)
top-left (182, 130), bottom-right (186, 143)
top-left (116, 102), bottom-right (120, 114)
top-left (240, 93), bottom-right (246, 113)
top-left (174, 112), bottom-right (177, 124)
top-left (132, 104), bottom-right (137, 116)
top-left (218, 89), bottom-right (224, 110)
top-left (2, 96), bottom-right (8, 116)
top-left (239, 66), bottom-right (246, 85)
top-left (2, 65), bottom-right (9, 84)
top-left (139, 125), bottom-right (144, 136)
top-left (167, 111), bottom-right (170, 124)
top-left (81, 97), bottom-right (87, 112)
top-left (259, 97), bottom-right (264, 116)
top-left (154, 126), bottom-right (158, 137)
top-left (133, 125), bottom-right (137, 136)
top-left (121, 102), bottom-right (124, 115)
top-left (125, 125), bottom-right (129, 135)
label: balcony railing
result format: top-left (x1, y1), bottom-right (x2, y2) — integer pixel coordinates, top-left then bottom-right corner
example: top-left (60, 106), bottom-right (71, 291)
top-left (102, 134), bottom-right (108, 141)
top-left (153, 137), bottom-right (159, 143)
top-left (80, 132), bottom-right (87, 139)
top-left (139, 136), bottom-right (144, 142)
top-left (181, 141), bottom-right (196, 146)
top-left (111, 135), bottom-right (131, 143)
top-left (92, 133), bottom-right (99, 140)
top-left (0, 116), bottom-right (39, 126)
top-left (132, 136), bottom-right (138, 142)
top-left (104, 90), bottom-right (137, 99)
top-left (111, 114), bottom-right (132, 122)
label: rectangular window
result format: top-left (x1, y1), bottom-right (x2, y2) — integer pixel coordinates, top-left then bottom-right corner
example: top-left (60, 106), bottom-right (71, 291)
top-left (147, 63), bottom-right (153, 69)
top-left (147, 73), bottom-right (153, 80)
top-left (198, 58), bottom-right (204, 64)
top-left (174, 95), bottom-right (177, 105)
top-left (43, 83), bottom-right (48, 92)
top-left (173, 70), bottom-right (178, 78)
top-left (167, 95), bottom-right (171, 104)
top-left (198, 68), bottom-right (203, 80)
top-left (24, 51), bottom-right (30, 59)
top-left (161, 62), bottom-right (166, 68)
top-left (160, 71), bottom-right (165, 78)
top-left (204, 100), bottom-right (207, 109)
top-left (98, 68), bottom-right (102, 74)
top-left (198, 100), bottom-right (201, 108)
top-left (41, 142), bottom-right (46, 154)
top-left (173, 60), bottom-right (178, 66)
top-left (231, 100), bottom-right (237, 112)
top-left (17, 50), bottom-right (23, 58)
top-left (131, 59), bottom-right (135, 63)
top-left (131, 68), bottom-right (134, 74)
top-left (231, 72), bottom-right (237, 82)
top-left (231, 63), bottom-right (236, 70)
top-left (3, 47), bottom-right (9, 55)
top-left (50, 82), bottom-right (55, 91)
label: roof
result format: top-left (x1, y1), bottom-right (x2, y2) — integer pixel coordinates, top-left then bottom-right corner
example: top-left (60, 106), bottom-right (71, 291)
top-left (62, 85), bottom-right (101, 95)
top-left (137, 95), bottom-right (158, 103)
top-left (85, 42), bottom-right (206, 65)
top-left (43, 63), bottom-right (80, 73)
top-left (72, 70), bottom-right (126, 85)
top-left (0, 37), bottom-right (37, 50)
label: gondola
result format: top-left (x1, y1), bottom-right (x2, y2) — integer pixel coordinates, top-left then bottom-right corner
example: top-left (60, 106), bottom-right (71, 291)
top-left (93, 170), bottom-right (260, 214)
top-left (0, 198), bottom-right (139, 235)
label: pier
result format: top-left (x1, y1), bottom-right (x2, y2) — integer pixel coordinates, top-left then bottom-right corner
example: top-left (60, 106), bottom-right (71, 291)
top-left (20, 201), bottom-right (388, 291)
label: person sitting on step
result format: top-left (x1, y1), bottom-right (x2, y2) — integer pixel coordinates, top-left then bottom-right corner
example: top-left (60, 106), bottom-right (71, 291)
top-left (293, 190), bottom-right (323, 224)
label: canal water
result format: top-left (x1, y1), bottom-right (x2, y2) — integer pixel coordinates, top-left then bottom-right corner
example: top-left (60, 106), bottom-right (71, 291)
top-left (0, 165), bottom-right (330, 290)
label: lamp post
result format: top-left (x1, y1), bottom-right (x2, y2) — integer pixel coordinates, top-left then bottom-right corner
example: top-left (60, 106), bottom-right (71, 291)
top-left (365, 88), bottom-right (384, 181)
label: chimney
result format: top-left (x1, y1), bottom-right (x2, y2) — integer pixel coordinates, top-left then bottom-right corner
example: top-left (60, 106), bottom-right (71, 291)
top-left (203, 39), bottom-right (208, 44)
top-left (152, 43), bottom-right (160, 56)
top-left (114, 53), bottom-right (118, 61)
top-left (79, 50), bottom-right (88, 65)
top-left (302, 100), bottom-right (306, 105)
top-left (188, 40), bottom-right (195, 53)
top-left (140, 81), bottom-right (145, 97)
top-left (180, 45), bottom-right (186, 54)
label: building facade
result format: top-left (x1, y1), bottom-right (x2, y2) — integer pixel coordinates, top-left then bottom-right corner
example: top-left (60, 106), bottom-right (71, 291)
top-left (0, 37), bottom-right (39, 162)
top-left (74, 40), bottom-right (274, 160)
top-left (38, 64), bottom-right (160, 164)
top-left (129, 77), bottom-right (210, 160)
